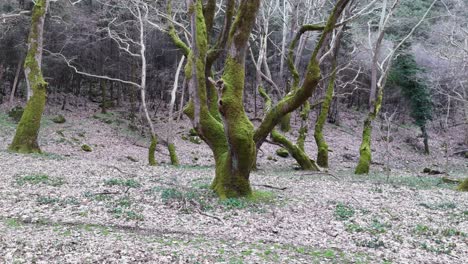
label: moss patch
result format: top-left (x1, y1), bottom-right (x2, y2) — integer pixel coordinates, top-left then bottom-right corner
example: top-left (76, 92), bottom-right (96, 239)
top-left (81, 144), bottom-right (92, 152)
top-left (276, 148), bottom-right (289, 158)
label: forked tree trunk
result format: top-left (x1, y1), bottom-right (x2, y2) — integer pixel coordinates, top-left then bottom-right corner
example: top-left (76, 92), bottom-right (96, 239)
top-left (179, 0), bottom-right (349, 198)
top-left (9, 0), bottom-right (49, 154)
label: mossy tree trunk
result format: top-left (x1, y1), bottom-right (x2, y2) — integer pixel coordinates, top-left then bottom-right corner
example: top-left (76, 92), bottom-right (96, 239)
top-left (355, 86), bottom-right (383, 174)
top-left (171, 0), bottom-right (350, 198)
top-left (314, 31), bottom-right (342, 168)
top-left (9, 0), bottom-right (49, 154)
top-left (260, 86), bottom-right (318, 171)
top-left (271, 129), bottom-right (319, 170)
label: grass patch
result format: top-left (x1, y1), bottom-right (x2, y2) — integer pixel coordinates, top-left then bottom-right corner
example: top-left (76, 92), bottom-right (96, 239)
top-left (5, 218), bottom-right (22, 228)
top-left (356, 238), bottom-right (385, 248)
top-left (420, 242), bottom-right (456, 255)
top-left (108, 207), bottom-right (144, 221)
top-left (104, 178), bottom-right (141, 189)
top-left (15, 173), bottom-right (65, 187)
top-left (335, 203), bottom-right (355, 221)
top-left (418, 202), bottom-right (456, 211)
top-left (36, 196), bottom-right (79, 206)
top-left (220, 190), bottom-right (275, 210)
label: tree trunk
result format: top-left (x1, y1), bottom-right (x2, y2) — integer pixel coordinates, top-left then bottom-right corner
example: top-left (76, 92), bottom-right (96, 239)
top-left (355, 87), bottom-right (383, 174)
top-left (100, 79), bottom-right (107, 114)
top-left (177, 0), bottom-right (349, 198)
top-left (271, 129), bottom-right (319, 170)
top-left (10, 58), bottom-right (24, 104)
top-left (167, 56), bottom-right (185, 166)
top-left (421, 125), bottom-right (429, 155)
top-left (314, 57), bottom-right (337, 168)
top-left (9, 0), bottom-right (49, 154)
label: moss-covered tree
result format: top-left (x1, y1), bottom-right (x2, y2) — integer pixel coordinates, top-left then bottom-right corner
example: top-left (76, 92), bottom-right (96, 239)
top-left (9, 0), bottom-right (49, 153)
top-left (389, 44), bottom-right (432, 154)
top-left (355, 0), bottom-right (437, 174)
top-left (170, 0), bottom-right (350, 198)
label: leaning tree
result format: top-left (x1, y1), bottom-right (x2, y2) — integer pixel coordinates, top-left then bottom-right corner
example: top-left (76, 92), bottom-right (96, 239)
top-left (169, 0), bottom-right (350, 198)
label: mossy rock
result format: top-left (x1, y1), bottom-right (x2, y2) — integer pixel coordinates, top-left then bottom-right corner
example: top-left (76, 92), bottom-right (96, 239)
top-left (81, 144), bottom-right (92, 152)
top-left (457, 178), bottom-right (468, 192)
top-left (189, 128), bottom-right (198, 136)
top-left (276, 148), bottom-right (289, 158)
top-left (181, 135), bottom-right (188, 141)
top-left (8, 106), bottom-right (24, 123)
top-left (52, 115), bottom-right (66, 124)
top-left (189, 136), bottom-right (202, 144)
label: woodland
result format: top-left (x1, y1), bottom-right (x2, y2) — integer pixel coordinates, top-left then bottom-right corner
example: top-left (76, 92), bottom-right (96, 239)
top-left (0, 0), bottom-right (467, 263)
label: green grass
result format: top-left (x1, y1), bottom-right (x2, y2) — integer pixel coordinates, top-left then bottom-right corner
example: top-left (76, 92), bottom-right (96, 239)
top-left (5, 218), bottom-right (22, 228)
top-left (335, 203), bottom-right (355, 221)
top-left (220, 190), bottom-right (275, 210)
top-left (418, 202), bottom-right (456, 210)
top-left (104, 178), bottom-right (141, 188)
top-left (36, 196), bottom-right (79, 206)
top-left (15, 173), bottom-right (65, 187)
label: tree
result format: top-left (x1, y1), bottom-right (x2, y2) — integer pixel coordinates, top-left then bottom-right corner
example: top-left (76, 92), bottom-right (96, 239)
top-left (389, 44), bottom-right (432, 154)
top-left (355, 0), bottom-right (437, 174)
top-left (9, 0), bottom-right (49, 153)
top-left (169, 0), bottom-right (350, 198)
top-left (55, 0), bottom-right (173, 166)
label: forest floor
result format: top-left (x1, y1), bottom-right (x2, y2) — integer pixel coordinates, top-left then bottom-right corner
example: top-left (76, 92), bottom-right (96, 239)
top-left (0, 104), bottom-right (467, 263)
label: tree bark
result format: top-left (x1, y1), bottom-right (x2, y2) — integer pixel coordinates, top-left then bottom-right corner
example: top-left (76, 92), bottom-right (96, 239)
top-left (9, 0), bottom-right (49, 154)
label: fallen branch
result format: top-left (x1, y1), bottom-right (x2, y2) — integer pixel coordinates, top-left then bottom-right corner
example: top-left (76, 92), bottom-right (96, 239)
top-left (253, 184), bottom-right (287, 191)
top-left (299, 171), bottom-right (339, 180)
top-left (196, 208), bottom-right (225, 225)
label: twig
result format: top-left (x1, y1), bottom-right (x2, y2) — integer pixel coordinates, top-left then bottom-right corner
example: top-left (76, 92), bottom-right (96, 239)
top-left (253, 184), bottom-right (287, 191)
top-left (196, 208), bottom-right (225, 225)
top-left (299, 171), bottom-right (339, 180)
top-left (93, 191), bottom-right (120, 195)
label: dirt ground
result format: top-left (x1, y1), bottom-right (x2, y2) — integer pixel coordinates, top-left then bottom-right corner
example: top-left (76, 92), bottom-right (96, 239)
top-left (0, 105), bottom-right (466, 263)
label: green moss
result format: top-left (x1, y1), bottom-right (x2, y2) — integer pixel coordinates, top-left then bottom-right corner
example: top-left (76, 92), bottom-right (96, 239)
top-left (148, 135), bottom-right (157, 166)
top-left (356, 84), bottom-right (383, 174)
top-left (458, 178), bottom-right (468, 192)
top-left (314, 65), bottom-right (336, 168)
top-left (189, 128), bottom-right (198, 136)
top-left (81, 144), bottom-right (92, 152)
top-left (167, 0), bottom-right (190, 56)
top-left (276, 148), bottom-right (289, 158)
top-left (52, 115), bottom-right (66, 124)
top-left (355, 118), bottom-right (372, 174)
top-left (297, 102), bottom-right (311, 151)
top-left (9, 0), bottom-right (48, 154)
top-left (271, 130), bottom-right (319, 171)
top-left (168, 143), bottom-right (179, 166)
top-left (280, 114), bottom-right (291, 132)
